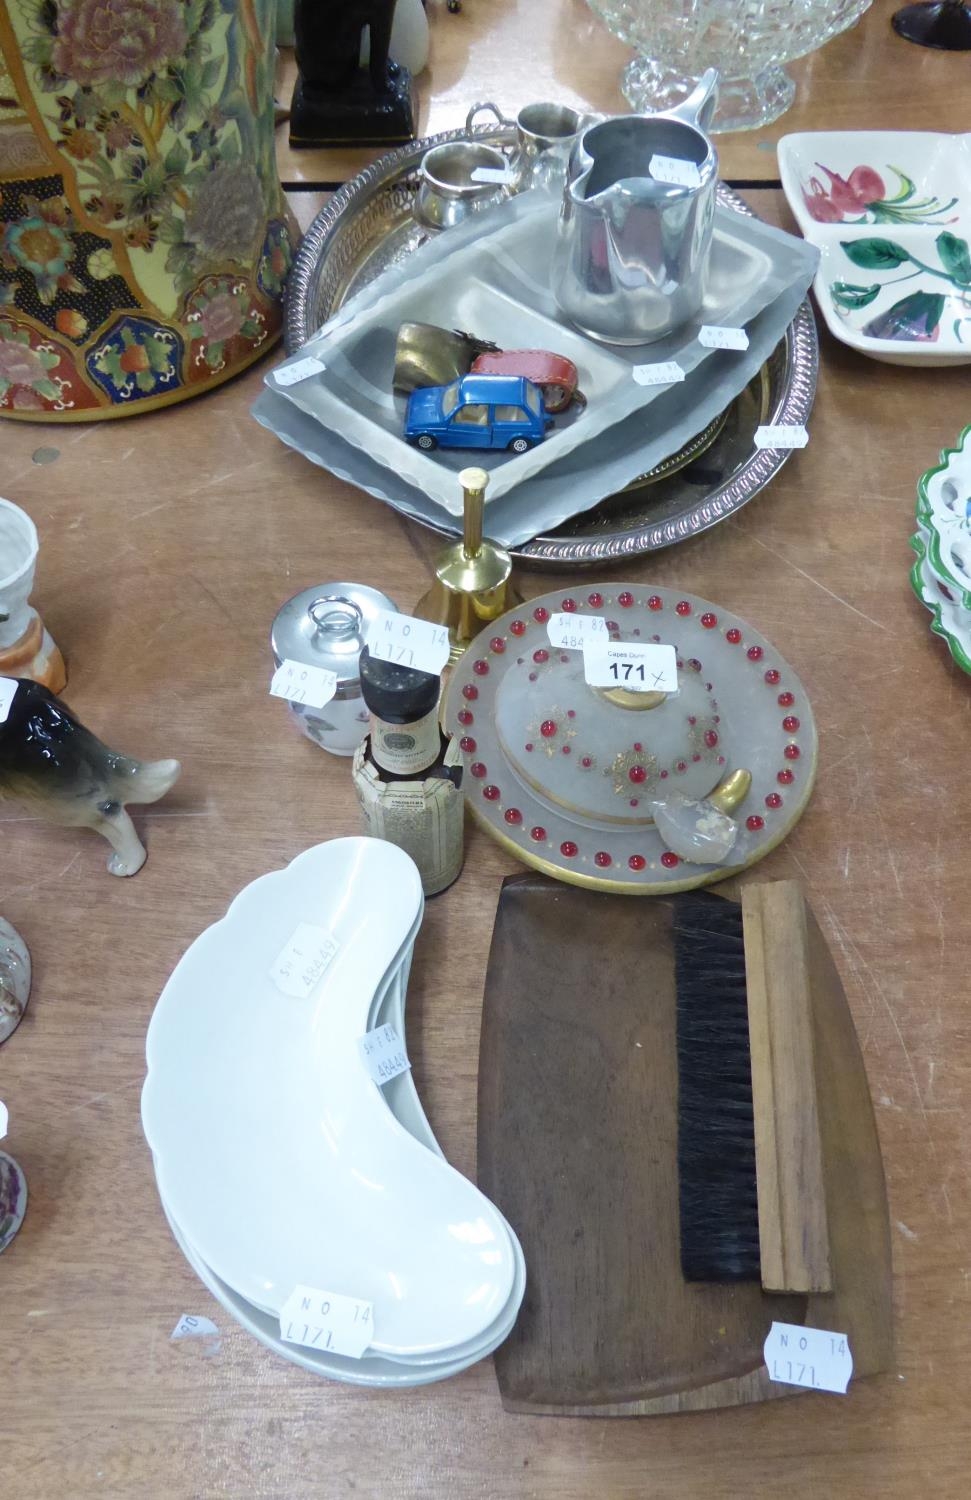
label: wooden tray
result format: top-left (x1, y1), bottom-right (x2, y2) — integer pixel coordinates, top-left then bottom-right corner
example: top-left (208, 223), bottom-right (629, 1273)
top-left (477, 874), bottom-right (893, 1415)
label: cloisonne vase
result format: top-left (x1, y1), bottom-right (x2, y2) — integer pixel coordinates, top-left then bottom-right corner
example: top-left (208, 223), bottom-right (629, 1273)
top-left (0, 0), bottom-right (296, 419)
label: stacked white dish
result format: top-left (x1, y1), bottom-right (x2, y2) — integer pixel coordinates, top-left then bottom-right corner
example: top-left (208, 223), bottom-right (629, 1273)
top-left (141, 838), bottom-right (525, 1385)
top-left (910, 425), bottom-right (971, 676)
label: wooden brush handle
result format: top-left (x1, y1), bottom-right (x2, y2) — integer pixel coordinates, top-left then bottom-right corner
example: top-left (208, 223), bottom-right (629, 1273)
top-left (741, 881), bottom-right (833, 1294)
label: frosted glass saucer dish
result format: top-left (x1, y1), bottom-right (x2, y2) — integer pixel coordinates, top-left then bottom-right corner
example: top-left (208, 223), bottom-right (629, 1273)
top-left (443, 584), bottom-right (817, 894)
top-left (142, 839), bottom-right (520, 1360)
top-left (267, 189), bottom-right (818, 515)
top-left (778, 131), bottom-right (971, 366)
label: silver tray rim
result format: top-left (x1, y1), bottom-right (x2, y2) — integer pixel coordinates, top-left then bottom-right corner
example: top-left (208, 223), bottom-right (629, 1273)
top-left (285, 124), bottom-right (819, 568)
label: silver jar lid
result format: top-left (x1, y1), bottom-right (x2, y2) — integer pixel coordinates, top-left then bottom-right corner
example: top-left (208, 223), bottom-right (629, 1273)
top-left (270, 582), bottom-right (397, 691)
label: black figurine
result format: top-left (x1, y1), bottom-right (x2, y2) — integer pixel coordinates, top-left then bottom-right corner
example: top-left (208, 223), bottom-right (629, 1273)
top-left (0, 679), bottom-right (180, 876)
top-left (290, 0), bottom-right (416, 147)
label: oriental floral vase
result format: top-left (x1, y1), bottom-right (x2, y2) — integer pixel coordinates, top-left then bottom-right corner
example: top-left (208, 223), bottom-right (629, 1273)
top-left (0, 0), bottom-right (296, 419)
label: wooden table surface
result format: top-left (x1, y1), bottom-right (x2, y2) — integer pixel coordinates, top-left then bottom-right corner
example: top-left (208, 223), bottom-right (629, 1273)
top-left (3, 7), bottom-right (971, 1493)
top-left (275, 0), bottom-right (971, 187)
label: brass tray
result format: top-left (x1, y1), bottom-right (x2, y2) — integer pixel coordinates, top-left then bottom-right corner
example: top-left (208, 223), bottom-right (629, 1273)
top-left (286, 125), bottom-right (818, 568)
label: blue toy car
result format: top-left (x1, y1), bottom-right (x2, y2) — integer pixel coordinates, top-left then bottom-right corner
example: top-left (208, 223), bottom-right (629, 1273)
top-left (403, 373), bottom-right (552, 453)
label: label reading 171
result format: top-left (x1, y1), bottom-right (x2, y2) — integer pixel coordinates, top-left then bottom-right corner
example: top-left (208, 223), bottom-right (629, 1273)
top-left (583, 638), bottom-right (678, 693)
top-left (368, 610), bottom-right (451, 676)
top-left (279, 1286), bottom-right (373, 1359)
top-left (763, 1321), bottom-right (853, 1394)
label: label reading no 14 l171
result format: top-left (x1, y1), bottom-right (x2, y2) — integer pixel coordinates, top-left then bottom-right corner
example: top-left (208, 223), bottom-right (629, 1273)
top-left (583, 638), bottom-right (678, 693)
top-left (279, 1286), bottom-right (373, 1359)
top-left (270, 658), bottom-right (338, 711)
top-left (368, 610), bottom-right (451, 676)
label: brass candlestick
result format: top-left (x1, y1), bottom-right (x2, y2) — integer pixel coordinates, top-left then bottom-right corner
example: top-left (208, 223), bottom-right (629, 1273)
top-left (414, 467), bottom-right (522, 664)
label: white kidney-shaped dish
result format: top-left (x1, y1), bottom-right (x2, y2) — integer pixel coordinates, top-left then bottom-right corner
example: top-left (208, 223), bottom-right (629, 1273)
top-left (142, 837), bottom-right (519, 1359)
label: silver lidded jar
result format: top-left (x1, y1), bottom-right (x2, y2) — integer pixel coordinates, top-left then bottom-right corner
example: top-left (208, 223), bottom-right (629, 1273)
top-left (270, 582), bottom-right (397, 756)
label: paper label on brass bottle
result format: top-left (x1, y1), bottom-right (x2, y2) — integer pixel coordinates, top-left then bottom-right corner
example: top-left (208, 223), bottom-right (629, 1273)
top-left (764, 1322), bottom-right (853, 1394)
top-left (0, 677), bottom-right (17, 724)
top-left (370, 706), bottom-right (441, 775)
top-left (352, 741), bottom-right (464, 897)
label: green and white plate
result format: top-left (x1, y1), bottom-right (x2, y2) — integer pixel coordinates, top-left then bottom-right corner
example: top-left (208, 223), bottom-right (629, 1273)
top-left (910, 526), bottom-right (971, 676)
top-left (915, 424), bottom-right (971, 613)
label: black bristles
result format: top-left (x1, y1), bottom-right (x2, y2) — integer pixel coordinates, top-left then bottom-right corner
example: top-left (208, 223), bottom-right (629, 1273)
top-left (672, 892), bottom-right (760, 1283)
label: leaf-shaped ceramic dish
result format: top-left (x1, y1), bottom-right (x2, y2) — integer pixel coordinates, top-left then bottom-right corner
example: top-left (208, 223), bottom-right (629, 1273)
top-left (915, 425), bottom-right (971, 612)
top-left (141, 838), bottom-right (520, 1358)
top-left (778, 131), bottom-right (971, 366)
top-left (910, 526), bottom-right (971, 676)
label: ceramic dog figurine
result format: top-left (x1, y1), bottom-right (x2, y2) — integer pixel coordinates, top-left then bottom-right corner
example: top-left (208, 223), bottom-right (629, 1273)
top-left (0, 679), bottom-right (180, 877)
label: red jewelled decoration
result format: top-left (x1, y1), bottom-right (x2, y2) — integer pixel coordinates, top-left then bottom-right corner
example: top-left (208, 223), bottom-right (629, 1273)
top-left (560, 840), bottom-right (578, 857)
top-left (473, 659), bottom-right (489, 676)
top-left (764, 668), bottom-right (780, 685)
top-left (676, 600), bottom-right (692, 616)
top-left (628, 854), bottom-right (646, 871)
top-left (747, 646), bottom-right (763, 661)
top-left (765, 792), bottom-right (783, 809)
top-left (618, 591), bottom-right (635, 608)
top-left (726, 628), bottom-right (742, 644)
top-left (461, 684), bottom-right (478, 701)
top-left (784, 744), bottom-right (800, 760)
top-left (510, 620), bottom-right (526, 636)
top-left (483, 784), bottom-right (500, 800)
top-left (782, 715), bottom-right (800, 732)
top-left (778, 768), bottom-right (794, 784)
top-left (533, 649), bottom-right (549, 664)
top-left (457, 709), bottom-right (473, 726)
top-left (704, 730), bottom-right (719, 748)
top-left (746, 814), bottom-right (765, 831)
top-left (530, 826), bottom-right (546, 841)
top-left (533, 606), bottom-right (550, 623)
top-left (778, 691), bottom-right (795, 707)
top-left (594, 851), bottom-right (612, 868)
top-left (540, 719), bottom-right (557, 738)
top-left (647, 595), bottom-right (663, 611)
top-left (661, 851), bottom-right (680, 868)
top-left (470, 762), bottom-right (486, 778)
top-left (701, 612), bottom-right (717, 628)
top-left (459, 736), bottom-right (476, 752)
top-left (490, 637), bottom-right (506, 653)
top-left (561, 598), bottom-right (577, 612)
top-left (504, 808), bottom-right (523, 825)
top-left (628, 765), bottom-right (647, 784)
top-left (588, 592), bottom-right (604, 608)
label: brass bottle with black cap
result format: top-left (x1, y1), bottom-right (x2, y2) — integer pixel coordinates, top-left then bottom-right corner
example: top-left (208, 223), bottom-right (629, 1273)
top-left (350, 645), bottom-right (464, 896)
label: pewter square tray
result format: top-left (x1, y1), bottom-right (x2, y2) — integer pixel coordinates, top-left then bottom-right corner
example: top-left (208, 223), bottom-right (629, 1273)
top-left (272, 190), bottom-right (817, 516)
top-left (284, 123), bottom-right (819, 566)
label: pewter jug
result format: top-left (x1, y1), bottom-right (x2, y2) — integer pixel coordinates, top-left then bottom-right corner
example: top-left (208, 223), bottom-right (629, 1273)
top-left (551, 70), bottom-right (719, 345)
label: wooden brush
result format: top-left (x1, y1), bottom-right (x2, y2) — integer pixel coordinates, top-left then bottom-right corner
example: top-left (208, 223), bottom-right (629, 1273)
top-left (673, 881), bottom-right (831, 1293)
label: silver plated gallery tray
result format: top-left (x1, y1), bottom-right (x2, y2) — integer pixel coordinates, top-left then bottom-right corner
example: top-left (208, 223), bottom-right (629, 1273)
top-left (285, 124), bottom-right (818, 568)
